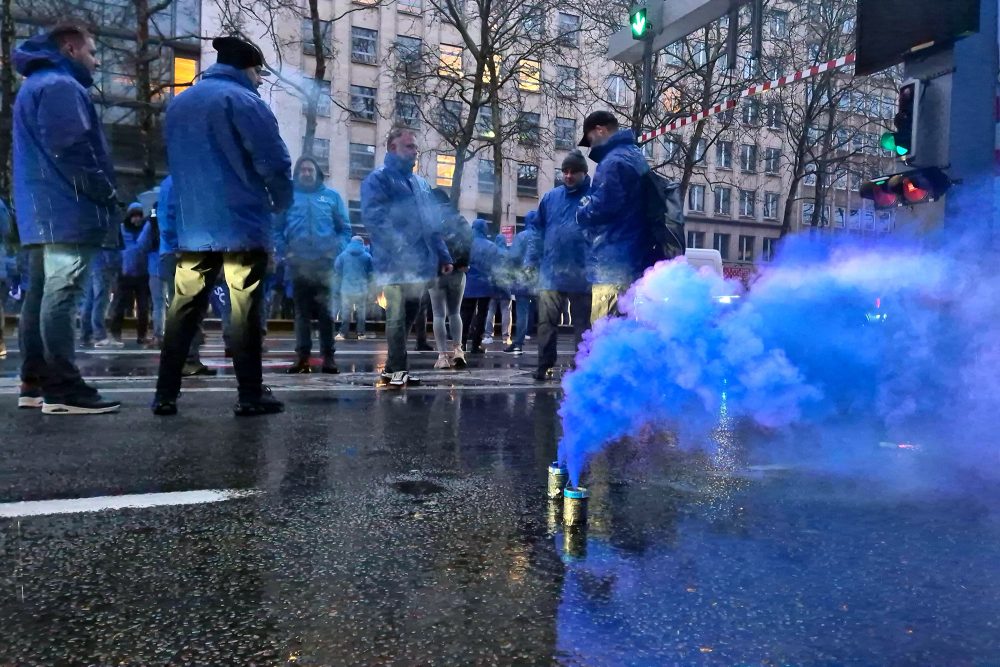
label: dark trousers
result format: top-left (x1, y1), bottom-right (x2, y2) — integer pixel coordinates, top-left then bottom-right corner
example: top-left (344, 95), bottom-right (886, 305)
top-left (460, 296), bottom-right (491, 349)
top-left (412, 288), bottom-right (430, 345)
top-left (292, 273), bottom-right (335, 359)
top-left (384, 282), bottom-right (424, 373)
top-left (156, 251), bottom-right (267, 400)
top-left (109, 274), bottom-right (150, 340)
top-left (513, 295), bottom-right (536, 346)
top-left (537, 290), bottom-right (592, 371)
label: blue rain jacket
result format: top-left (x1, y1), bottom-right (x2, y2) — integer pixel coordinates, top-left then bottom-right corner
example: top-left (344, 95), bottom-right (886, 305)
top-left (335, 237), bottom-right (374, 296)
top-left (465, 219), bottom-right (507, 299)
top-left (527, 176), bottom-right (592, 293)
top-left (12, 34), bottom-right (117, 247)
top-left (120, 203), bottom-right (153, 277)
top-left (577, 129), bottom-right (653, 286)
top-left (508, 220), bottom-right (540, 297)
top-left (275, 175), bottom-right (352, 271)
top-left (157, 175), bottom-right (178, 254)
top-left (360, 152), bottom-right (452, 285)
top-left (164, 63), bottom-right (293, 252)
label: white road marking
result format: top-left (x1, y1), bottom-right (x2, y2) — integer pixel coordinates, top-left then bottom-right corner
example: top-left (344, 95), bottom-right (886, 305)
top-left (0, 489), bottom-right (258, 518)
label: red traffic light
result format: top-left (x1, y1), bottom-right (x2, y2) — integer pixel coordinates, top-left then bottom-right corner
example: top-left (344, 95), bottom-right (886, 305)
top-left (860, 168), bottom-right (950, 210)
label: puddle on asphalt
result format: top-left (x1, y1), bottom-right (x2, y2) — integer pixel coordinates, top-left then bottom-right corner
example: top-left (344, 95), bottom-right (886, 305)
top-left (390, 480), bottom-right (446, 496)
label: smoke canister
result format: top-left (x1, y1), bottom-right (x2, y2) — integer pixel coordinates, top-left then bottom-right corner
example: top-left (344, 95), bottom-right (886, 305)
top-left (547, 462), bottom-right (568, 499)
top-left (563, 486), bottom-right (589, 527)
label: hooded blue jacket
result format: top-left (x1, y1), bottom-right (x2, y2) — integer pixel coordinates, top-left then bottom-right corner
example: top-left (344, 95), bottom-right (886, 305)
top-left (465, 219), bottom-right (507, 299)
top-left (335, 237), bottom-right (374, 296)
top-left (577, 129), bottom-right (652, 286)
top-left (164, 63), bottom-right (293, 252)
top-left (275, 157), bottom-right (352, 271)
top-left (12, 34), bottom-right (117, 247)
top-left (527, 176), bottom-right (592, 293)
top-left (361, 152), bottom-right (452, 285)
top-left (508, 219), bottom-right (540, 297)
top-left (157, 175), bottom-right (178, 254)
top-left (120, 203), bottom-right (154, 277)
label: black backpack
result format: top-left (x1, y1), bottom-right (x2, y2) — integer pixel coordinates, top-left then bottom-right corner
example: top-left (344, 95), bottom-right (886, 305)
top-left (641, 169), bottom-right (686, 267)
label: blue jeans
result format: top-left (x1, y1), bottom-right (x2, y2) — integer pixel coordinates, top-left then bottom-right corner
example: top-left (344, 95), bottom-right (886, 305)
top-left (383, 282), bottom-right (424, 373)
top-left (513, 295), bottom-right (535, 346)
top-left (79, 267), bottom-right (114, 342)
top-left (20, 244), bottom-right (98, 399)
top-left (340, 292), bottom-right (368, 335)
top-left (149, 273), bottom-right (165, 339)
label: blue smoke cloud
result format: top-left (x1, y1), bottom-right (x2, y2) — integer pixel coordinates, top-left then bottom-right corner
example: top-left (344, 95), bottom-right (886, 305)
top-left (558, 228), bottom-right (998, 489)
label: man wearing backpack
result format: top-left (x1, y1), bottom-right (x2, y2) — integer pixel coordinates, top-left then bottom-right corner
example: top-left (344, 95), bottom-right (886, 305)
top-left (577, 110), bottom-right (654, 321)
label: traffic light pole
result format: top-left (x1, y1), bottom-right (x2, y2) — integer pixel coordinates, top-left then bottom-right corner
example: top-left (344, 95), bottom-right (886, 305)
top-left (641, 37), bottom-right (654, 128)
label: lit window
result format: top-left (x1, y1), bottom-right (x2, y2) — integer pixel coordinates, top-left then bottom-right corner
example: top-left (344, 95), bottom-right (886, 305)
top-left (436, 154), bottom-right (455, 188)
top-left (439, 44), bottom-right (463, 78)
top-left (518, 59), bottom-right (540, 92)
top-left (173, 56), bottom-right (197, 95)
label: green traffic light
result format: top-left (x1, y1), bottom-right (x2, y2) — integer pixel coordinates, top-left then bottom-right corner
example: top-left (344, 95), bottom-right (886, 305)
top-left (879, 132), bottom-right (896, 152)
top-left (630, 8), bottom-right (648, 38)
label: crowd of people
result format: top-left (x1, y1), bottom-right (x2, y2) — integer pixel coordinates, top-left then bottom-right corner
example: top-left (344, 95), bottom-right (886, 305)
top-left (3, 25), bottom-right (657, 417)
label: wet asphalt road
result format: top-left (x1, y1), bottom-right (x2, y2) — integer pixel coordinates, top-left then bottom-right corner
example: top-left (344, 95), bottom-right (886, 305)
top-left (1, 333), bottom-right (999, 666)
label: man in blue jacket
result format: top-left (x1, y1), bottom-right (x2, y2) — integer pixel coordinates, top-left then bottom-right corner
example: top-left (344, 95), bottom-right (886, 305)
top-left (504, 215), bottom-right (539, 355)
top-left (361, 128), bottom-right (453, 387)
top-left (275, 156), bottom-right (351, 374)
top-left (108, 203), bottom-right (153, 345)
top-left (577, 110), bottom-right (653, 322)
top-left (152, 36), bottom-right (293, 416)
top-left (334, 236), bottom-right (374, 339)
top-left (527, 150), bottom-right (593, 381)
top-left (461, 219), bottom-right (506, 355)
top-left (13, 23), bottom-right (120, 414)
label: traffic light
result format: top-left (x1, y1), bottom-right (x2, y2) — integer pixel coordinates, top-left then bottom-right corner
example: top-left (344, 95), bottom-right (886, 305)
top-left (630, 4), bottom-right (650, 40)
top-left (859, 167), bottom-right (950, 210)
top-left (879, 78), bottom-right (921, 160)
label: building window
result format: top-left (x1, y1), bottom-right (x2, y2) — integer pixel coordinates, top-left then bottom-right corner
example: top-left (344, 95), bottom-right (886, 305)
top-left (172, 55), bottom-right (197, 95)
top-left (350, 26), bottom-right (377, 64)
top-left (478, 159), bottom-right (495, 193)
top-left (768, 10), bottom-right (788, 37)
top-left (517, 163), bottom-right (538, 197)
top-left (518, 59), bottom-right (541, 92)
top-left (439, 44), bottom-right (463, 78)
top-left (395, 93), bottom-right (420, 128)
top-left (764, 148), bottom-right (780, 174)
top-left (738, 235), bottom-right (755, 262)
top-left (762, 237), bottom-right (776, 262)
top-left (714, 187), bottom-right (731, 216)
top-left (554, 167), bottom-right (564, 185)
top-left (517, 111), bottom-right (541, 145)
top-left (606, 75), bottom-right (627, 106)
top-left (764, 192), bottom-right (779, 219)
top-left (716, 106), bottom-right (735, 124)
top-left (693, 138), bottom-right (707, 163)
top-left (741, 100), bottom-right (760, 125)
top-left (439, 99), bottom-right (462, 137)
top-left (523, 11), bottom-right (545, 40)
top-left (396, 36), bottom-right (423, 73)
top-left (739, 189), bottom-right (756, 217)
top-left (713, 233), bottom-right (731, 260)
top-left (687, 230), bottom-right (705, 248)
top-left (303, 79), bottom-right (332, 116)
top-left (662, 135), bottom-right (681, 164)
top-left (348, 199), bottom-right (362, 227)
top-left (804, 167), bottom-right (817, 186)
top-left (665, 41), bottom-right (682, 66)
top-left (436, 154), bottom-right (455, 188)
top-left (557, 12), bottom-right (580, 47)
top-left (349, 143), bottom-right (376, 180)
top-left (765, 102), bottom-right (783, 128)
top-left (349, 85), bottom-right (376, 122)
top-left (555, 65), bottom-right (578, 98)
top-left (555, 117), bottom-right (576, 150)
top-left (398, 0), bottom-right (422, 13)
top-left (688, 184), bottom-right (705, 212)
top-left (716, 141), bottom-right (733, 169)
top-left (303, 19), bottom-right (333, 57)
top-left (740, 144), bottom-right (757, 172)
top-left (302, 137), bottom-right (330, 172)
top-left (692, 42), bottom-right (707, 67)
top-left (476, 106), bottom-right (495, 139)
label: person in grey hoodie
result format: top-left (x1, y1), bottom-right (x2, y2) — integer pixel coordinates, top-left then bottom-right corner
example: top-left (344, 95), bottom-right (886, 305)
top-left (334, 236), bottom-right (374, 338)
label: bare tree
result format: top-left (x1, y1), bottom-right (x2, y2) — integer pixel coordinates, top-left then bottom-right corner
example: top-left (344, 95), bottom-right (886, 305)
top-left (387, 0), bottom-right (571, 221)
top-left (0, 0), bottom-right (15, 201)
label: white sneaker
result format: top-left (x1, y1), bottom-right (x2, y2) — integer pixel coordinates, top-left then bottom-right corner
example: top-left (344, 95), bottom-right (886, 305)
top-left (451, 346), bottom-right (467, 369)
top-left (434, 354), bottom-right (451, 370)
top-left (95, 338), bottom-right (124, 349)
top-left (365, 333), bottom-right (378, 339)
top-left (482, 336), bottom-right (494, 345)
top-left (335, 333), bottom-right (346, 341)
